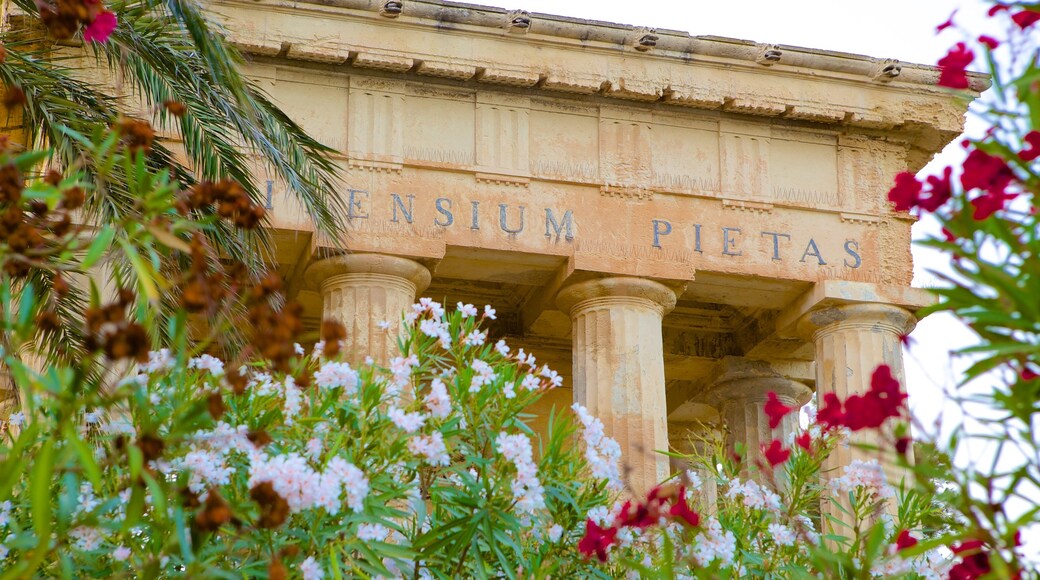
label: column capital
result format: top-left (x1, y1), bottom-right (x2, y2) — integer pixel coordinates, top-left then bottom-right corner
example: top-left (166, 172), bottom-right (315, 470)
top-left (706, 356), bottom-right (813, 407)
top-left (556, 277), bottom-right (680, 317)
top-left (774, 280), bottom-right (932, 341)
top-left (796, 302), bottom-right (916, 343)
top-left (304, 253), bottom-right (432, 294)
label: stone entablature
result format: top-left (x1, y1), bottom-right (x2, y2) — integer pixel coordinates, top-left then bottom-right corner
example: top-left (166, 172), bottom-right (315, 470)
top-left (199, 0), bottom-right (977, 498)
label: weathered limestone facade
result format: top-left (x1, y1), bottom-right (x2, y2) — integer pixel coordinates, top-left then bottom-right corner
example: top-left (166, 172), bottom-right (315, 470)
top-left (209, 0), bottom-right (979, 498)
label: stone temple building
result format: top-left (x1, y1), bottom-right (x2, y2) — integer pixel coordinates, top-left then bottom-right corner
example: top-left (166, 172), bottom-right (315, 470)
top-left (211, 0), bottom-right (978, 497)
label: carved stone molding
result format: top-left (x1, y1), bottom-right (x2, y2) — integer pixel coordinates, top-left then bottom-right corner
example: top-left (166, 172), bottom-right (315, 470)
top-left (721, 199), bottom-right (773, 214)
top-left (475, 172), bottom-right (530, 187)
top-left (600, 184), bottom-right (653, 200)
top-left (348, 158), bottom-right (403, 174)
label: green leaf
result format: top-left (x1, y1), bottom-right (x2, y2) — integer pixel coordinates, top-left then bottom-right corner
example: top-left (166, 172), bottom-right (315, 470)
top-left (81, 226), bottom-right (115, 269)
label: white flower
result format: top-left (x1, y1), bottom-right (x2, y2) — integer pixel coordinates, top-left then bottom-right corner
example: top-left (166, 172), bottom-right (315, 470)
top-left (377, 320), bottom-right (392, 330)
top-left (494, 339), bottom-right (510, 356)
top-left (767, 522), bottom-right (795, 546)
top-left (521, 374), bottom-right (541, 391)
top-left (424, 378), bottom-right (452, 419)
top-left (357, 523), bottom-right (389, 541)
top-left (326, 457), bottom-right (369, 512)
top-left (294, 343), bottom-right (305, 355)
top-left (495, 432), bottom-right (545, 514)
top-left (830, 460), bottom-right (894, 499)
top-left (188, 354), bottom-right (225, 376)
top-left (408, 432), bottom-right (450, 466)
top-left (8, 412), bottom-right (24, 427)
top-left (689, 517), bottom-right (736, 566)
top-left (305, 438), bottom-right (323, 460)
top-left (300, 556), bottom-right (324, 580)
top-left (684, 469), bottom-right (703, 489)
top-left (483, 305), bottom-right (496, 319)
top-left (463, 330), bottom-right (487, 347)
top-left (539, 365), bottom-right (563, 388)
top-left (468, 359), bottom-right (497, 392)
top-left (457, 302), bottom-right (478, 317)
top-left (283, 376), bottom-right (303, 424)
top-left (572, 404), bottom-right (623, 490)
top-left (415, 298), bottom-right (446, 318)
top-left (388, 407), bottom-right (427, 433)
top-left (141, 349), bottom-right (174, 373)
top-left (548, 524), bottom-right (564, 542)
top-left (0, 500), bottom-right (11, 527)
top-left (112, 546), bottom-right (131, 561)
top-left (314, 361), bottom-right (359, 395)
top-left (70, 526), bottom-right (105, 551)
top-left (725, 478), bottom-right (782, 513)
top-left (84, 411), bottom-right (101, 424)
top-left (586, 506), bottom-right (612, 526)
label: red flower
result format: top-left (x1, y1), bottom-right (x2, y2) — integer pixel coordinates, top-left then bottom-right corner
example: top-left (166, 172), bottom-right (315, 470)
top-left (870, 364), bottom-right (904, 403)
top-left (936, 10), bottom-right (957, 32)
top-left (762, 439), bottom-right (790, 467)
top-left (987, 4), bottom-right (1009, 16)
top-left (970, 190), bottom-right (1016, 220)
top-left (763, 391), bottom-right (794, 429)
top-left (937, 42), bottom-right (974, 89)
top-left (977, 35), bottom-right (999, 49)
top-left (949, 540), bottom-right (991, 580)
top-left (1019, 131), bottom-right (1040, 162)
top-left (895, 436), bottom-right (912, 457)
top-left (614, 499), bottom-right (656, 529)
top-left (896, 529), bottom-right (918, 551)
top-left (578, 519), bottom-right (618, 562)
top-left (83, 10), bottom-right (117, 44)
top-left (817, 392), bottom-right (845, 429)
top-left (795, 432), bottom-right (812, 451)
top-left (1011, 9), bottom-right (1040, 29)
top-left (961, 149), bottom-right (1014, 195)
top-left (887, 172), bottom-right (923, 211)
top-left (1023, 366), bottom-right (1039, 381)
top-left (918, 166), bottom-right (954, 211)
top-left (668, 487), bottom-right (700, 528)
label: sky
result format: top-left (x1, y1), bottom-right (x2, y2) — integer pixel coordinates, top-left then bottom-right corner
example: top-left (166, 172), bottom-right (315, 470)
top-left (477, 0), bottom-right (1038, 549)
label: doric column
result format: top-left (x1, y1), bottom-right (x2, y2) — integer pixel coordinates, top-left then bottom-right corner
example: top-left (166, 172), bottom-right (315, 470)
top-left (557, 277), bottom-right (679, 496)
top-left (797, 303), bottom-right (916, 528)
top-left (798, 304), bottom-right (915, 467)
top-left (707, 357), bottom-right (812, 478)
top-left (305, 254), bottom-right (431, 365)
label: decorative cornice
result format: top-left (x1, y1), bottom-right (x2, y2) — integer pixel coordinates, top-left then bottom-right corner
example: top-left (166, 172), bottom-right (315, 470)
top-left (212, 0), bottom-right (985, 141)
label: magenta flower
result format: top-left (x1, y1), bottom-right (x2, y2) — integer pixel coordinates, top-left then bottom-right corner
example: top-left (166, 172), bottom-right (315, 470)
top-left (83, 10), bottom-right (117, 44)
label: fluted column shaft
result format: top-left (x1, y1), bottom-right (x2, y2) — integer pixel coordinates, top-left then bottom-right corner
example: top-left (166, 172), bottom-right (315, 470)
top-left (306, 254), bottom-right (431, 366)
top-left (799, 303), bottom-right (916, 528)
top-left (558, 277), bottom-right (678, 496)
top-left (708, 364), bottom-right (811, 478)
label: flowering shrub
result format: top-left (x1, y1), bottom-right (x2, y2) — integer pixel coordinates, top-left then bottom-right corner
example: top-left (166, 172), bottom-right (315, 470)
top-left (0, 294), bottom-right (624, 577)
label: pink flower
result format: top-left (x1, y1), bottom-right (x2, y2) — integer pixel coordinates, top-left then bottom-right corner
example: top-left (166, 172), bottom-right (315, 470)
top-left (895, 529), bottom-right (918, 551)
top-left (763, 391), bottom-right (794, 429)
top-left (887, 172), bottom-right (923, 212)
top-left (935, 10), bottom-right (957, 32)
top-left (762, 439), bottom-right (790, 467)
top-left (795, 432), bottom-right (812, 451)
top-left (83, 10), bottom-right (117, 44)
top-left (1019, 131), bottom-right (1040, 162)
top-left (937, 42), bottom-right (973, 89)
top-left (1011, 9), bottom-right (1040, 29)
top-left (978, 35), bottom-right (999, 50)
